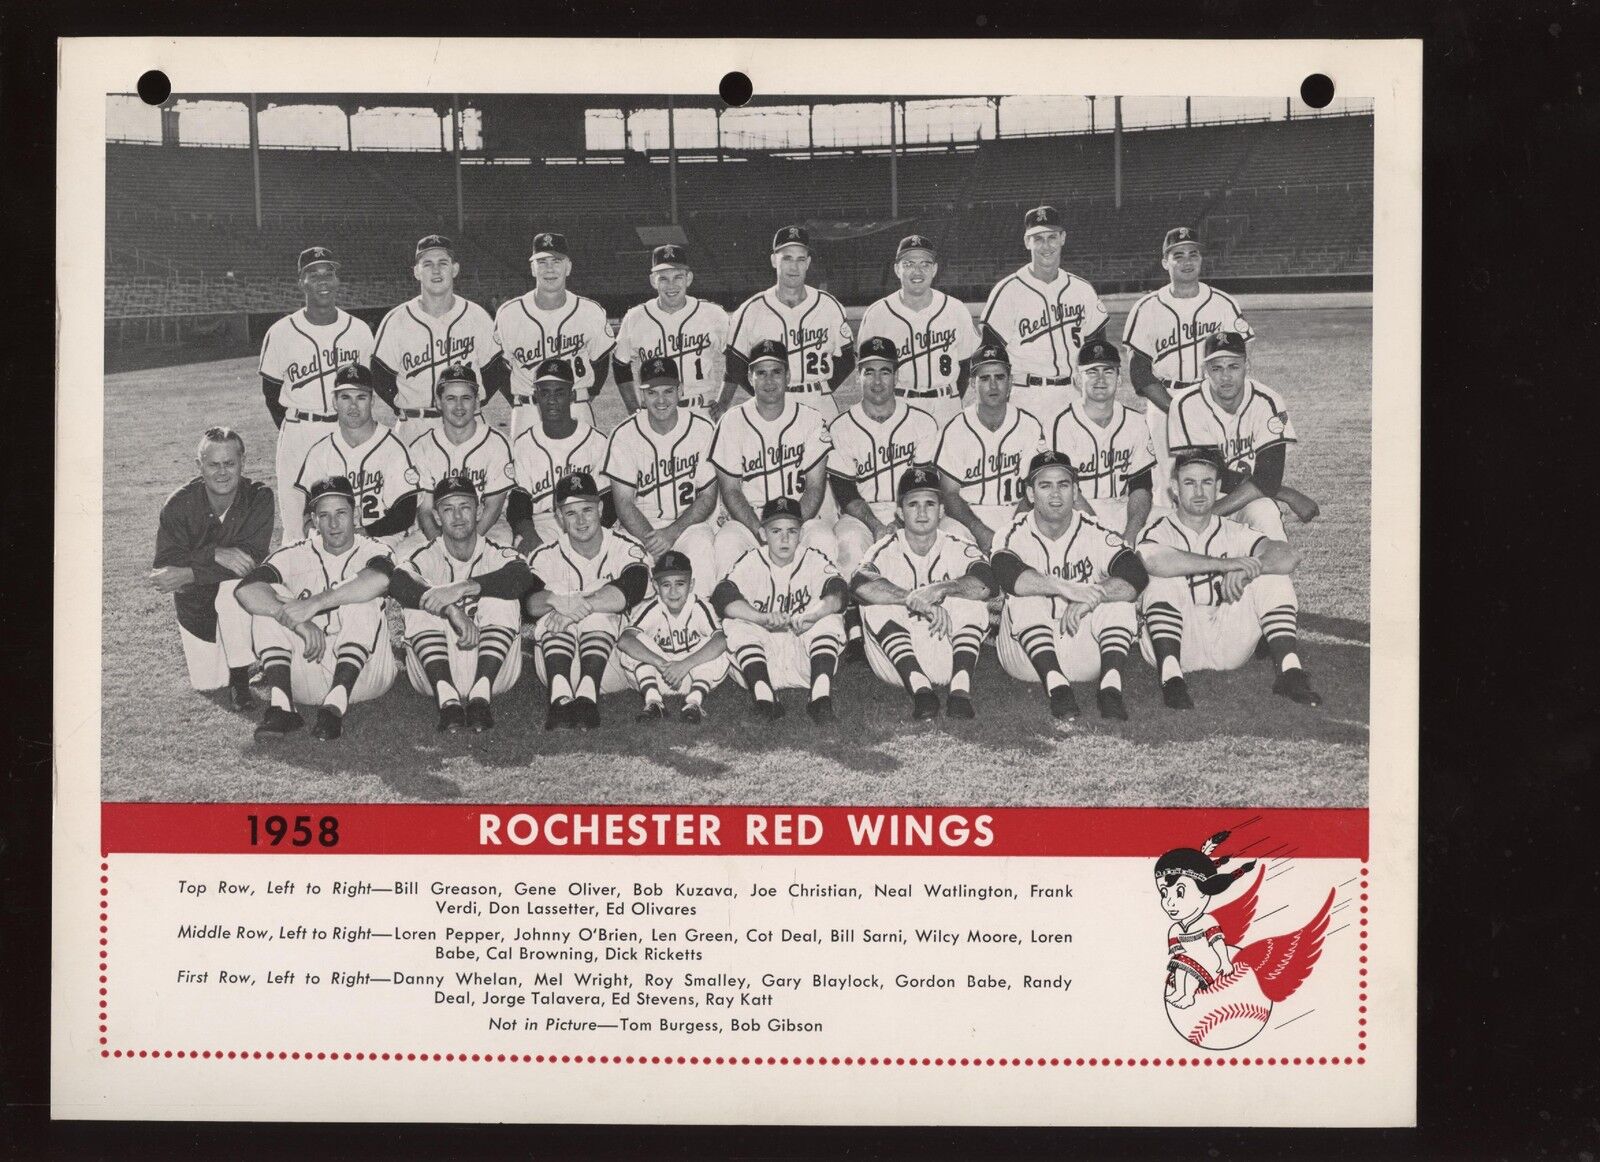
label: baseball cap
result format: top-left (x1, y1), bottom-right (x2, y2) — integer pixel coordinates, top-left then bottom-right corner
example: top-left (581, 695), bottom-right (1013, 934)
top-left (897, 465), bottom-right (943, 501)
top-left (534, 357), bottom-right (576, 385)
top-left (896, 234), bottom-right (937, 261)
top-left (641, 356), bottom-right (680, 386)
top-left (652, 549), bottom-right (694, 578)
top-left (436, 363), bottom-right (480, 390)
top-left (1163, 226), bottom-right (1200, 254)
top-left (857, 336), bottom-right (899, 366)
top-left (298, 246), bottom-right (339, 273)
top-left (1077, 337), bottom-right (1121, 369)
top-left (971, 342), bottom-right (1011, 371)
top-left (552, 471), bottom-right (601, 507)
top-left (1202, 332), bottom-right (1249, 363)
top-left (1023, 206), bottom-right (1064, 238)
top-left (1025, 449), bottom-right (1078, 484)
top-left (1173, 446), bottom-right (1226, 475)
top-left (530, 232), bottom-right (569, 261)
top-left (432, 472), bottom-right (479, 503)
top-left (747, 339), bottom-right (788, 369)
top-left (771, 225), bottom-right (811, 253)
top-left (760, 497), bottom-right (804, 525)
top-left (332, 363), bottom-right (373, 394)
top-left (651, 244), bottom-right (690, 272)
top-left (305, 475), bottom-right (356, 506)
top-left (415, 234), bottom-right (454, 259)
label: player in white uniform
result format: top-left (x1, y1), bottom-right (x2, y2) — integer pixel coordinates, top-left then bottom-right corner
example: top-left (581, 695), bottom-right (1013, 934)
top-left (407, 364), bottom-right (515, 542)
top-left (370, 234), bottom-right (507, 447)
top-left (979, 205), bottom-right (1109, 429)
top-left (856, 234), bottom-right (982, 427)
top-left (614, 549), bottom-right (728, 724)
top-left (235, 476), bottom-right (398, 742)
top-left (492, 231), bottom-right (617, 435)
top-left (991, 451), bottom-right (1150, 721)
top-left (524, 472), bottom-right (651, 731)
top-left (258, 246), bottom-right (375, 538)
top-left (1049, 337), bottom-right (1158, 545)
top-left (710, 339), bottom-right (838, 577)
top-left (1136, 448), bottom-right (1322, 709)
top-left (715, 225), bottom-right (855, 420)
top-left (1167, 332), bottom-right (1311, 543)
top-left (387, 474), bottom-right (535, 733)
top-left (602, 356), bottom-right (719, 595)
top-left (850, 467), bottom-right (996, 721)
top-left (612, 244), bottom-right (730, 416)
top-left (507, 358), bottom-right (613, 553)
top-left (933, 342), bottom-right (1046, 553)
top-left (292, 364), bottom-right (418, 545)
top-left (712, 498), bottom-right (848, 724)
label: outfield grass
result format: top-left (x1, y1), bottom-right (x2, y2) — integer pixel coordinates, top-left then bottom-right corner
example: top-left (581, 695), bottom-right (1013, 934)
top-left (100, 305), bottom-right (1370, 806)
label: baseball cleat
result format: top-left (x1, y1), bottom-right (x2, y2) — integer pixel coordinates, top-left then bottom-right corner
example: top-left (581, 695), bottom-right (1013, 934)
top-left (311, 706), bottom-right (344, 741)
top-left (911, 688), bottom-right (941, 721)
top-left (228, 684), bottom-right (259, 713)
top-left (1272, 668), bottom-right (1323, 706)
top-left (636, 702), bottom-right (665, 723)
top-left (570, 697), bottom-right (600, 730)
top-left (253, 706), bottom-right (303, 738)
top-left (464, 699), bottom-right (494, 733)
top-left (1161, 677), bottom-right (1195, 710)
top-left (945, 691), bottom-right (976, 719)
top-left (679, 703), bottom-right (705, 725)
top-left (543, 699), bottom-right (570, 731)
top-left (1048, 684), bottom-right (1080, 720)
top-left (807, 695), bottom-right (836, 725)
top-left (752, 699), bottom-right (785, 722)
top-left (436, 702), bottom-right (466, 734)
top-left (1096, 687), bottom-right (1129, 721)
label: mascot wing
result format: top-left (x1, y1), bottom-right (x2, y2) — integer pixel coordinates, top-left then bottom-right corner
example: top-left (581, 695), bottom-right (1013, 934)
top-left (1236, 888), bottom-right (1335, 1004)
top-left (1209, 865), bottom-right (1264, 948)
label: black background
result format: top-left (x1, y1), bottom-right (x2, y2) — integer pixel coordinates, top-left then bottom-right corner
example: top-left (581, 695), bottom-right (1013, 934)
top-left (3, 1), bottom-right (1595, 1157)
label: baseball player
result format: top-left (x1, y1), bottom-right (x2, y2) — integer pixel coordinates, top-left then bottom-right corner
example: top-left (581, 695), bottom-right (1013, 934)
top-left (258, 246), bottom-right (375, 537)
top-left (715, 225), bottom-right (855, 420)
top-left (602, 357), bottom-right (719, 595)
top-left (710, 338), bottom-right (838, 577)
top-left (492, 231), bottom-right (616, 435)
top-left (506, 358), bottom-right (613, 553)
top-left (615, 550), bottom-right (728, 724)
top-left (524, 472), bottom-right (650, 731)
top-left (150, 427), bottom-right (274, 710)
top-left (235, 475), bottom-right (398, 742)
top-left (1137, 448), bottom-right (1322, 709)
top-left (856, 235), bottom-right (982, 427)
top-left (292, 364), bottom-right (418, 543)
top-left (992, 451), bottom-right (1150, 721)
top-left (1049, 337), bottom-right (1157, 545)
top-left (1168, 332), bottom-right (1316, 542)
top-left (407, 364), bottom-right (515, 541)
top-left (933, 342), bottom-right (1046, 553)
top-left (387, 474), bottom-right (535, 733)
top-left (712, 497), bottom-right (847, 724)
top-left (850, 467), bottom-right (996, 721)
top-left (612, 245), bottom-right (730, 416)
top-left (370, 234), bottom-right (508, 447)
top-left (979, 205), bottom-right (1109, 428)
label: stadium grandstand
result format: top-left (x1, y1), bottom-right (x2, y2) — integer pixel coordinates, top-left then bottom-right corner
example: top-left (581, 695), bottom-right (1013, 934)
top-left (104, 94), bottom-right (1372, 365)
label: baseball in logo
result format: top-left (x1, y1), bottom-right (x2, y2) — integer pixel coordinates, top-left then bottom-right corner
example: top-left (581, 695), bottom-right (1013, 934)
top-left (1155, 831), bottom-right (1334, 1050)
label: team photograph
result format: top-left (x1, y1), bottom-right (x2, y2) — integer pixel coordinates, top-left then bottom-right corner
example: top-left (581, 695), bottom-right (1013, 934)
top-left (103, 90), bottom-right (1373, 807)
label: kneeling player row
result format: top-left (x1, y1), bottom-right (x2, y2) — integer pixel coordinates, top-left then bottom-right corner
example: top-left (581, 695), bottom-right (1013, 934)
top-left (231, 449), bottom-right (1322, 742)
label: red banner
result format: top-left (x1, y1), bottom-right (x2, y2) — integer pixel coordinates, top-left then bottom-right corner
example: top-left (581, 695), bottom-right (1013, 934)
top-left (102, 803), bottom-right (1367, 859)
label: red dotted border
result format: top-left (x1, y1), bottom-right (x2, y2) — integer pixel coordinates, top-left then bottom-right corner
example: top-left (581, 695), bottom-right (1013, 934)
top-left (96, 859), bottom-right (1369, 1069)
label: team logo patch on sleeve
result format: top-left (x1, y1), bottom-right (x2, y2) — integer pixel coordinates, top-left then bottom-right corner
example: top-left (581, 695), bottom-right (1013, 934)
top-left (1235, 318), bottom-right (1253, 334)
top-left (1107, 531), bottom-right (1125, 546)
top-left (1267, 413), bottom-right (1287, 435)
top-left (404, 466), bottom-right (421, 486)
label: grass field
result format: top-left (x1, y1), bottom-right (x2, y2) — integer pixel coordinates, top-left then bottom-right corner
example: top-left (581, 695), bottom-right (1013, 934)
top-left (100, 305), bottom-right (1370, 806)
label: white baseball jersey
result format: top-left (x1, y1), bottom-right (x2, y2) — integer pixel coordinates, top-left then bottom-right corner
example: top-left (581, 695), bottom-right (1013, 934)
top-left (407, 420), bottom-right (516, 500)
top-left (510, 423), bottom-right (611, 515)
top-left (615, 297), bottom-right (730, 409)
top-left (935, 406), bottom-right (1046, 509)
top-left (827, 402), bottom-right (941, 507)
top-left (602, 410), bottom-right (717, 524)
top-left (857, 291), bottom-right (982, 400)
top-left (1167, 380), bottom-right (1297, 478)
top-left (258, 309), bottom-right (375, 415)
top-left (627, 594), bottom-right (721, 659)
top-left (1049, 403), bottom-right (1157, 501)
top-left (526, 528), bottom-right (648, 595)
top-left (1138, 513), bottom-right (1269, 607)
top-left (493, 291), bottom-right (615, 405)
top-left (725, 287), bottom-right (853, 389)
top-left (402, 536), bottom-right (524, 622)
top-left (710, 398), bottom-right (833, 511)
top-left (371, 296), bottom-right (500, 410)
top-left (294, 428), bottom-right (417, 530)
top-left (979, 267), bottom-right (1108, 380)
top-left (257, 534), bottom-right (394, 627)
top-left (1121, 284), bottom-right (1252, 388)
top-left (855, 528), bottom-right (990, 590)
top-left (721, 545), bottom-right (842, 618)
top-left (995, 510), bottom-right (1134, 619)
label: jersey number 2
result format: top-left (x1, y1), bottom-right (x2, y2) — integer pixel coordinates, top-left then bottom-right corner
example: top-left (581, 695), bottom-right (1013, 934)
top-left (360, 492), bottom-right (381, 523)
